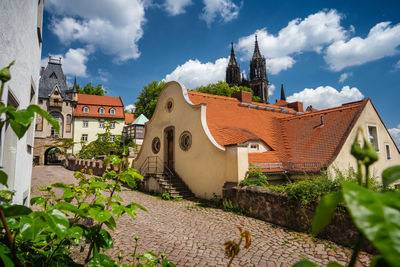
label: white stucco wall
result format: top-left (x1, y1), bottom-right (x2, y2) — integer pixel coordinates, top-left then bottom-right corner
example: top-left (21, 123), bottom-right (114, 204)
top-left (73, 117), bottom-right (125, 153)
top-left (134, 82), bottom-right (248, 198)
top-left (328, 101), bottom-right (400, 181)
top-left (0, 0), bottom-right (43, 204)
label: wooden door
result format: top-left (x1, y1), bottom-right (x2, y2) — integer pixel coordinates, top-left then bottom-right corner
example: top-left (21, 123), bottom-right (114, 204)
top-left (166, 129), bottom-right (174, 169)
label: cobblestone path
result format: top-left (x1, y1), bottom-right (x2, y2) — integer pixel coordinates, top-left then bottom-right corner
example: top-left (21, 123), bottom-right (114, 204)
top-left (31, 166), bottom-right (371, 266)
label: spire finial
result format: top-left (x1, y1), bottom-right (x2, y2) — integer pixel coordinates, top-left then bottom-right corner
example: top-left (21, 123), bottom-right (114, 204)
top-left (255, 34), bottom-right (257, 42)
top-left (280, 83), bottom-right (286, 101)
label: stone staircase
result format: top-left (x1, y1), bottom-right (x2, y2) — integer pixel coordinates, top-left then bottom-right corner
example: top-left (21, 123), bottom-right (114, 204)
top-left (140, 156), bottom-right (195, 200)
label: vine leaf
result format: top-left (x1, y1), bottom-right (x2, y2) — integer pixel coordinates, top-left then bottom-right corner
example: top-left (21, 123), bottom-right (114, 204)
top-left (342, 181), bottom-right (400, 267)
top-left (0, 170), bottom-right (7, 187)
top-left (312, 190), bottom-right (343, 235)
top-left (382, 165), bottom-right (400, 189)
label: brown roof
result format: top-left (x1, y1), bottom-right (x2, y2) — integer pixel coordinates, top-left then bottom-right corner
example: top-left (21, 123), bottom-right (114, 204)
top-left (188, 91), bottom-right (367, 173)
top-left (125, 113), bottom-right (135, 124)
top-left (74, 94), bottom-right (125, 119)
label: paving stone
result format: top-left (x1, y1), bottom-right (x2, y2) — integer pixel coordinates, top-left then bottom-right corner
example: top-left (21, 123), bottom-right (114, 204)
top-left (31, 166), bottom-right (372, 266)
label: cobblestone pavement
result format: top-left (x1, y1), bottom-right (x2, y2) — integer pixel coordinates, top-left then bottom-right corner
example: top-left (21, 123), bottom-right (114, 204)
top-left (31, 166), bottom-right (371, 266)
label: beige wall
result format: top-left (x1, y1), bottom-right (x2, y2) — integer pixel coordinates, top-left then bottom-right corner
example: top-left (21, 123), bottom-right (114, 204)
top-left (328, 101), bottom-right (400, 181)
top-left (134, 82), bottom-right (248, 198)
top-left (35, 97), bottom-right (74, 139)
top-left (73, 117), bottom-right (124, 153)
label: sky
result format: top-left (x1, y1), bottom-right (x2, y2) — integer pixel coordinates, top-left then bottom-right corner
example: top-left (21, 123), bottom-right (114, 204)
top-left (41, 0), bottom-right (400, 146)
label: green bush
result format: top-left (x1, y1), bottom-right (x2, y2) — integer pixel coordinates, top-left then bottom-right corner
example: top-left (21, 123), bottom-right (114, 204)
top-left (240, 164), bottom-right (269, 187)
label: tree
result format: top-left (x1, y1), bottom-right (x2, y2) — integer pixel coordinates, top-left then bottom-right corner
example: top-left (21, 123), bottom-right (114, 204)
top-left (196, 81), bottom-right (261, 102)
top-left (69, 82), bottom-right (107, 96)
top-left (134, 80), bottom-right (166, 119)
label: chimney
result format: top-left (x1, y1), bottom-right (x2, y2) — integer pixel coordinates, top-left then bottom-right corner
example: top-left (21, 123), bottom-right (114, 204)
top-left (287, 101), bottom-right (304, 112)
top-left (232, 91), bottom-right (252, 103)
top-left (40, 66), bottom-right (45, 76)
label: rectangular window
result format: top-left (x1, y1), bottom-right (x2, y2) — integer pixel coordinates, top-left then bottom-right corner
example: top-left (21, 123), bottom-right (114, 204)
top-left (368, 125), bottom-right (379, 152)
top-left (386, 144), bottom-right (391, 160)
top-left (250, 144), bottom-right (259, 150)
top-left (99, 121), bottom-right (104, 128)
top-left (110, 122), bottom-right (115, 129)
top-left (110, 135), bottom-right (115, 142)
top-left (135, 126), bottom-right (144, 139)
top-left (82, 134), bottom-right (88, 142)
top-left (83, 120), bottom-right (88, 128)
top-left (99, 135), bottom-right (104, 141)
top-left (39, 99), bottom-right (43, 104)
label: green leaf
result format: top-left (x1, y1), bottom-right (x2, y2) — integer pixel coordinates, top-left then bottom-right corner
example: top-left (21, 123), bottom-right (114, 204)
top-left (312, 191), bottom-right (343, 235)
top-left (0, 243), bottom-right (13, 267)
top-left (27, 104), bottom-right (60, 133)
top-left (104, 216), bottom-right (116, 230)
top-left (104, 155), bottom-right (120, 166)
top-left (3, 204), bottom-right (32, 217)
top-left (62, 188), bottom-right (75, 199)
top-left (54, 202), bottom-right (84, 216)
top-left (112, 195), bottom-right (123, 202)
top-left (111, 202), bottom-right (125, 218)
top-left (88, 208), bottom-right (112, 223)
top-left (7, 109), bottom-right (35, 138)
top-left (44, 209), bottom-right (70, 238)
top-left (52, 182), bottom-right (69, 188)
top-left (30, 196), bottom-right (46, 205)
top-left (0, 170), bottom-right (7, 187)
top-left (9, 119), bottom-right (30, 139)
top-left (68, 226), bottom-right (83, 245)
top-left (382, 165), bottom-right (400, 189)
top-left (326, 263), bottom-right (343, 267)
top-left (89, 253), bottom-right (116, 267)
top-left (0, 61), bottom-right (14, 83)
top-left (342, 182), bottom-right (400, 267)
top-left (19, 215), bottom-right (47, 240)
top-left (96, 229), bottom-right (114, 250)
top-left (370, 255), bottom-right (391, 267)
top-left (292, 260), bottom-right (317, 267)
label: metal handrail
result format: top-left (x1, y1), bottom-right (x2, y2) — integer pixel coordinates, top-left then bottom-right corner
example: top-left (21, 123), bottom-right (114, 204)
top-left (252, 162), bottom-right (321, 171)
top-left (139, 156), bottom-right (174, 190)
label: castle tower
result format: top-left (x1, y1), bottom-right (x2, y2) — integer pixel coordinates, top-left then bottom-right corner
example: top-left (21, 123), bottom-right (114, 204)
top-left (225, 42), bottom-right (241, 86)
top-left (249, 35), bottom-right (269, 104)
top-left (280, 83), bottom-right (286, 101)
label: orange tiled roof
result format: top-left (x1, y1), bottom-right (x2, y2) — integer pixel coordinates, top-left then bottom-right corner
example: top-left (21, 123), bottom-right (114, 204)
top-left (187, 91), bottom-right (367, 173)
top-left (74, 94), bottom-right (125, 119)
top-left (125, 113), bottom-right (135, 124)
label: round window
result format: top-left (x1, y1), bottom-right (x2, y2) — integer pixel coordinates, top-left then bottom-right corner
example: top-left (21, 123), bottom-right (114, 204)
top-left (179, 131), bottom-right (192, 151)
top-left (152, 137), bottom-right (161, 154)
top-left (165, 99), bottom-right (174, 112)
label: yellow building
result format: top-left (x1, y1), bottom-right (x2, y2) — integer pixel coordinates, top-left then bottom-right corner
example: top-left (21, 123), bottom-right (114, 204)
top-left (73, 94), bottom-right (125, 153)
top-left (134, 82), bottom-right (400, 199)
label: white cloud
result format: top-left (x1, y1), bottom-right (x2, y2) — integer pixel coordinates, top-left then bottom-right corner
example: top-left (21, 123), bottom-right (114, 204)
top-left (41, 47), bottom-right (91, 77)
top-left (125, 104), bottom-right (136, 113)
top-left (389, 124), bottom-right (400, 148)
top-left (287, 85), bottom-right (364, 109)
top-left (396, 60), bottom-right (400, 69)
top-left (339, 72), bottom-right (352, 83)
top-left (164, 0), bottom-right (192, 15)
top-left (237, 10), bottom-right (346, 74)
top-left (164, 58), bottom-right (228, 89)
top-left (325, 22), bottom-right (400, 71)
top-left (46, 0), bottom-right (146, 62)
top-left (97, 69), bottom-right (110, 83)
top-left (269, 84), bottom-right (276, 95)
top-left (200, 0), bottom-right (240, 27)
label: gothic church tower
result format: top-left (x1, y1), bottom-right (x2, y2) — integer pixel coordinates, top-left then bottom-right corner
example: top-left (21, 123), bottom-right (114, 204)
top-left (225, 42), bottom-right (241, 86)
top-left (249, 35), bottom-right (269, 104)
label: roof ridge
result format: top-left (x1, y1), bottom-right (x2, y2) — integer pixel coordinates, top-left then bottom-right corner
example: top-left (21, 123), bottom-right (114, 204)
top-left (280, 101), bottom-right (364, 121)
top-left (188, 91), bottom-right (239, 102)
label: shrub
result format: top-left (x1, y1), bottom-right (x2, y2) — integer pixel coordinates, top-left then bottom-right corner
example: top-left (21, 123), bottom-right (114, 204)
top-left (240, 164), bottom-right (269, 187)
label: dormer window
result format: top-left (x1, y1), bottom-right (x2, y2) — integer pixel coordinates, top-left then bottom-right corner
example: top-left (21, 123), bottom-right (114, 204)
top-left (83, 107), bottom-right (89, 113)
top-left (110, 108), bottom-right (115, 115)
top-left (99, 107), bottom-right (104, 114)
top-left (50, 72), bottom-right (57, 79)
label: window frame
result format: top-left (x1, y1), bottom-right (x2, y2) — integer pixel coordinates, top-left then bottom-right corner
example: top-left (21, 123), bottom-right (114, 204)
top-left (83, 106), bottom-right (89, 113)
top-left (110, 121), bottom-right (115, 129)
top-left (385, 143), bottom-right (392, 160)
top-left (99, 120), bottom-right (104, 128)
top-left (82, 134), bottom-right (88, 142)
top-left (109, 108), bottom-right (115, 115)
top-left (110, 135), bottom-right (115, 142)
top-left (99, 107), bottom-right (105, 114)
top-left (83, 120), bottom-right (89, 128)
top-left (367, 124), bottom-right (380, 152)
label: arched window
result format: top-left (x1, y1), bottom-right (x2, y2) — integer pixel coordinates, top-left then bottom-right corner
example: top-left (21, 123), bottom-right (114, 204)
top-left (99, 107), bottom-right (104, 114)
top-left (66, 114), bottom-right (71, 132)
top-left (109, 108), bottom-right (115, 115)
top-left (83, 107), bottom-right (89, 113)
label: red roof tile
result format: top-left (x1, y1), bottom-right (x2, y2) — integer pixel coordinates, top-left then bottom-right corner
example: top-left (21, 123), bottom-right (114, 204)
top-left (125, 113), bottom-right (135, 124)
top-left (74, 94), bottom-right (125, 119)
top-left (187, 91), bottom-right (367, 173)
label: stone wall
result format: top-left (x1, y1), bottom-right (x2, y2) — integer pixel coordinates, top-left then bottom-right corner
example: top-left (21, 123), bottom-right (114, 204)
top-left (223, 185), bottom-right (375, 253)
top-left (66, 158), bottom-right (107, 176)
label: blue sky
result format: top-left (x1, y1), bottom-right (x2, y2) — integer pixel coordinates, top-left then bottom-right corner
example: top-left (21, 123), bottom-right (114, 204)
top-left (41, 0), bottom-right (400, 145)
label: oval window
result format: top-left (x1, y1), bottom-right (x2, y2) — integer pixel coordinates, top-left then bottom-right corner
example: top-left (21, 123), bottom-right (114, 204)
top-left (179, 131), bottom-right (192, 151)
top-left (152, 137), bottom-right (161, 154)
top-left (165, 99), bottom-right (174, 112)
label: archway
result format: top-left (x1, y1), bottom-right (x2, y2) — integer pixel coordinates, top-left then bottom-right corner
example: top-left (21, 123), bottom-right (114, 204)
top-left (44, 147), bottom-right (62, 165)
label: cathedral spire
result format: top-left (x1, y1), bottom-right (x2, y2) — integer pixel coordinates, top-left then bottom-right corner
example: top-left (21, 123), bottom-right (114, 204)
top-left (252, 34), bottom-right (262, 60)
top-left (226, 41), bottom-right (241, 86)
top-left (228, 41), bottom-right (238, 66)
top-left (280, 83), bottom-right (286, 101)
top-left (72, 74), bottom-right (78, 93)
